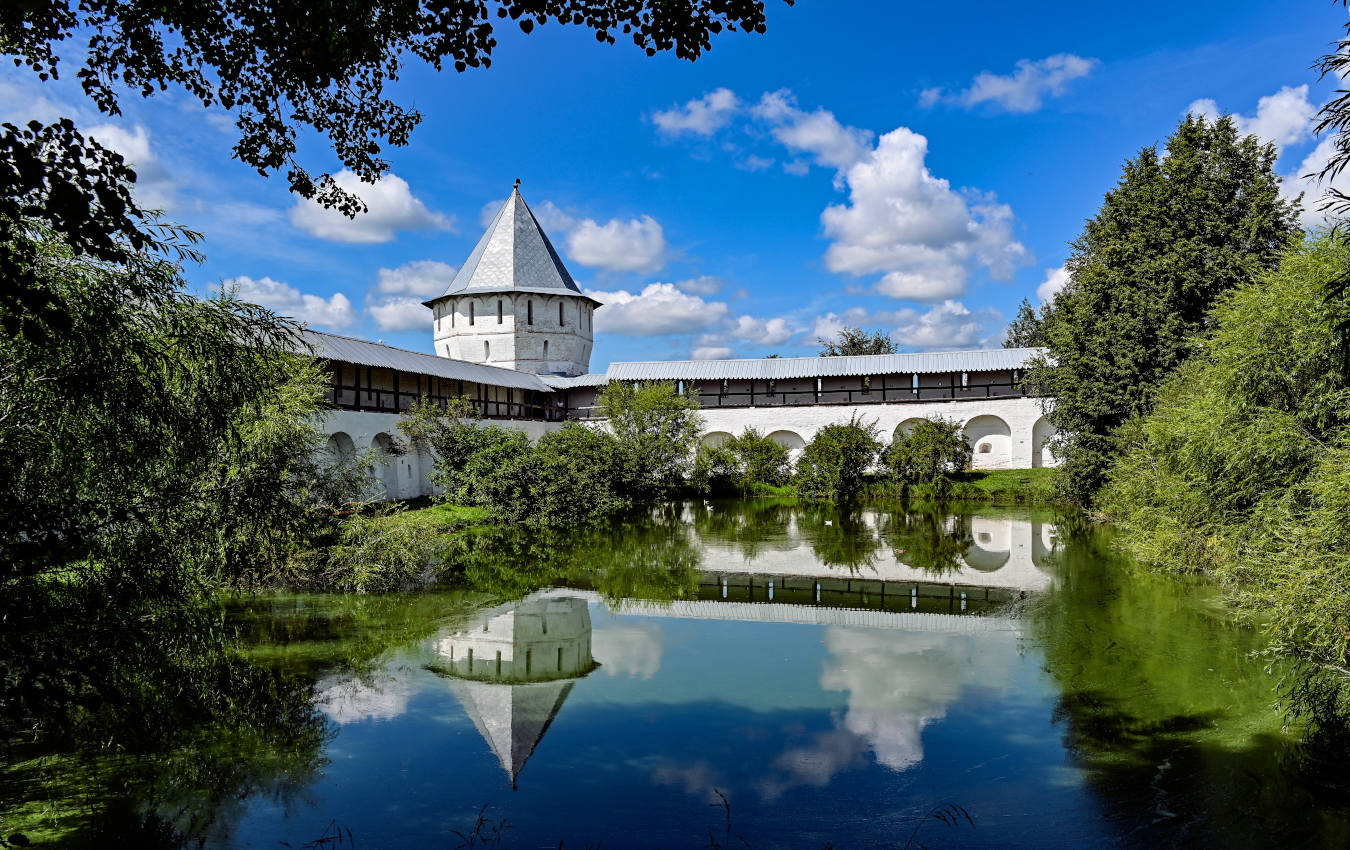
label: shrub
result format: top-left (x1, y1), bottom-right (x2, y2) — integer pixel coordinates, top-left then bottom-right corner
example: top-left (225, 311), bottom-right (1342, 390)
top-left (597, 380), bottom-right (703, 500)
top-left (690, 441), bottom-right (738, 494)
top-left (883, 417), bottom-right (971, 485)
top-left (795, 416), bottom-right (880, 501)
top-left (513, 422), bottom-right (628, 525)
top-left (726, 428), bottom-right (792, 489)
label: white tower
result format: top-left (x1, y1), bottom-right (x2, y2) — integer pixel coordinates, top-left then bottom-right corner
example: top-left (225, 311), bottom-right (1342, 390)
top-left (424, 183), bottom-right (601, 376)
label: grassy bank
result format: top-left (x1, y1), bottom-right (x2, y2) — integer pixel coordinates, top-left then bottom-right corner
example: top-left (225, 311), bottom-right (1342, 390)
top-left (866, 468), bottom-right (1061, 506)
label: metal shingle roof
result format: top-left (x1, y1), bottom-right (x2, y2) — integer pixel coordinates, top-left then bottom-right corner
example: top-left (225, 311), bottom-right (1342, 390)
top-left (429, 188), bottom-right (597, 304)
top-left (601, 348), bottom-right (1046, 382)
top-left (301, 330), bottom-right (555, 392)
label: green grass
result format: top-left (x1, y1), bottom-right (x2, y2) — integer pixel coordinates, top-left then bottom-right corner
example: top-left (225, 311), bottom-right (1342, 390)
top-left (944, 468), bottom-right (1060, 505)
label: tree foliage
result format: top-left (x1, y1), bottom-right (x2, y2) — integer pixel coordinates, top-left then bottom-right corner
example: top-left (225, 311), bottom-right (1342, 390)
top-left (1026, 114), bottom-right (1301, 505)
top-left (1102, 232), bottom-right (1350, 733)
top-left (690, 428), bottom-right (791, 495)
top-left (883, 417), bottom-right (971, 486)
top-left (597, 380), bottom-right (704, 500)
top-left (794, 416), bottom-right (880, 501)
top-left (817, 325), bottom-right (898, 356)
top-left (1004, 297), bottom-right (1046, 348)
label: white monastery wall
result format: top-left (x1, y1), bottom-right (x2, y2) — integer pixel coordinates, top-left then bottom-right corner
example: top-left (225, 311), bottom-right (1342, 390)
top-left (696, 395), bottom-right (1055, 470)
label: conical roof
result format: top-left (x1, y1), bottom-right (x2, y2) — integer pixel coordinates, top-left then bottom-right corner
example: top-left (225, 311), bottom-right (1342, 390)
top-left (447, 679), bottom-right (575, 787)
top-left (429, 185), bottom-right (594, 304)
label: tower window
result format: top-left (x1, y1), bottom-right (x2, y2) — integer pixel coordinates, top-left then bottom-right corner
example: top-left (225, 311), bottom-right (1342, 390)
top-left (450, 300), bottom-right (455, 328)
top-left (559, 302), bottom-right (565, 326)
top-left (543, 340), bottom-right (549, 359)
top-left (469, 302), bottom-right (475, 325)
top-left (528, 300), bottom-right (534, 325)
top-left (497, 300), bottom-right (503, 324)
top-left (484, 341), bottom-right (489, 360)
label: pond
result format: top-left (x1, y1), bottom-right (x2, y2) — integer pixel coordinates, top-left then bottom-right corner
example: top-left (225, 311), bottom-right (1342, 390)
top-left (8, 501), bottom-right (1350, 847)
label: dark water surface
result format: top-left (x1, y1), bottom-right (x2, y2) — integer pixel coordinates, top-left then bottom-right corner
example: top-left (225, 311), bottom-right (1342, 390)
top-left (12, 501), bottom-right (1350, 847)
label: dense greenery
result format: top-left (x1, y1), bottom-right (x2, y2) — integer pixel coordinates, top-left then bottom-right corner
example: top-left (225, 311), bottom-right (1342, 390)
top-left (794, 417), bottom-right (881, 501)
top-left (403, 382), bottom-right (699, 525)
top-left (882, 417), bottom-right (971, 495)
top-left (1103, 233), bottom-right (1350, 732)
top-left (1026, 114), bottom-right (1301, 506)
top-left (1004, 297), bottom-right (1046, 348)
top-left (817, 325), bottom-right (898, 356)
top-left (691, 427), bottom-right (792, 495)
top-left (596, 380), bottom-right (704, 500)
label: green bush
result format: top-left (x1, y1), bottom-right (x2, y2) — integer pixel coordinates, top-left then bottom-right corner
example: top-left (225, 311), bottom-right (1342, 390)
top-left (690, 441), bottom-right (738, 494)
top-left (1102, 232), bottom-right (1350, 732)
top-left (597, 380), bottom-right (703, 500)
top-left (727, 427), bottom-right (792, 489)
top-left (510, 422), bottom-right (629, 525)
top-left (795, 417), bottom-right (880, 501)
top-left (883, 417), bottom-right (971, 485)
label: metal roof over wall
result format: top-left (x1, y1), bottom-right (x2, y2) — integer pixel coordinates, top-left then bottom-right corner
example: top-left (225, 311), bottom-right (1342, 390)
top-left (302, 330), bottom-right (555, 392)
top-left (593, 348), bottom-right (1046, 383)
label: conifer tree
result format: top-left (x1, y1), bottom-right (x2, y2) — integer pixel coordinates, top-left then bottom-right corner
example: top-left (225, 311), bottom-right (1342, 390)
top-left (1004, 298), bottom-right (1045, 348)
top-left (1028, 114), bottom-right (1300, 505)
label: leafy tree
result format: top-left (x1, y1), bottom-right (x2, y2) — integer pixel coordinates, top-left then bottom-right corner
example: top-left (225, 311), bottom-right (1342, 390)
top-left (727, 428), bottom-right (792, 489)
top-left (794, 416), bottom-right (880, 501)
top-left (0, 1), bottom-right (789, 334)
top-left (690, 441), bottom-right (739, 495)
top-left (1102, 233), bottom-right (1350, 735)
top-left (883, 417), bottom-right (971, 486)
top-left (817, 326), bottom-right (897, 356)
top-left (515, 422), bottom-right (629, 525)
top-left (1026, 114), bottom-right (1300, 505)
top-left (597, 380), bottom-right (704, 500)
top-left (1004, 297), bottom-right (1046, 348)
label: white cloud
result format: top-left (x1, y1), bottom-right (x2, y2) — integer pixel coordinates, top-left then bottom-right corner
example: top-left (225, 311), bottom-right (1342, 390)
top-left (225, 275), bottom-right (356, 329)
top-left (729, 315), bottom-right (796, 346)
top-left (820, 125), bottom-right (1030, 300)
top-left (376, 260), bottom-right (457, 297)
top-left (653, 87), bottom-right (741, 136)
top-left (782, 159), bottom-right (810, 176)
top-left (288, 169), bottom-right (453, 243)
top-left (675, 275), bottom-right (723, 295)
top-left (934, 54), bottom-right (1098, 113)
top-left (692, 345), bottom-right (734, 360)
top-left (368, 297), bottom-right (430, 331)
top-left (891, 300), bottom-right (1002, 349)
top-left (1037, 266), bottom-right (1070, 304)
top-left (585, 282), bottom-right (727, 336)
top-left (591, 624), bottom-right (663, 678)
top-left (566, 215), bottom-right (667, 273)
top-left (737, 154), bottom-right (775, 172)
top-left (1188, 85), bottom-right (1316, 147)
top-left (86, 123), bottom-right (177, 210)
top-left (316, 671), bottom-right (416, 724)
top-left (1284, 136), bottom-right (1350, 227)
top-left (753, 90), bottom-right (875, 171)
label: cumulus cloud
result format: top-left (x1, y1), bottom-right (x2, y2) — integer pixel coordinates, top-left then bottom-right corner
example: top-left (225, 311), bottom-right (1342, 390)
top-left (316, 671), bottom-right (418, 724)
top-left (929, 54), bottom-right (1098, 113)
top-left (592, 624), bottom-right (663, 678)
top-left (585, 282), bottom-right (728, 336)
top-left (368, 297), bottom-right (429, 331)
top-left (86, 123), bottom-right (177, 210)
top-left (1037, 266), bottom-right (1070, 305)
top-left (376, 260), bottom-right (457, 297)
top-left (675, 275), bottom-right (724, 295)
top-left (820, 126), bottom-right (1030, 300)
top-left (692, 345), bottom-right (734, 360)
top-left (753, 90), bottom-right (875, 171)
top-left (653, 87), bottom-right (741, 136)
top-left (1188, 84), bottom-right (1316, 147)
top-left (225, 275), bottom-right (356, 329)
top-left (729, 315), bottom-right (796, 346)
top-left (289, 170), bottom-right (454, 243)
top-left (891, 300), bottom-right (1002, 349)
top-left (566, 215), bottom-right (667, 273)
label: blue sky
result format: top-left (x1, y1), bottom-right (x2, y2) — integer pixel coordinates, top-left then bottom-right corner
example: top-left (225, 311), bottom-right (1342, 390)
top-left (2, 1), bottom-right (1346, 368)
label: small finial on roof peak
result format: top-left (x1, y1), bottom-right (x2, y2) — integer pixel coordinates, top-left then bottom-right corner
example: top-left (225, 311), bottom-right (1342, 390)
top-left (513, 177), bottom-right (521, 191)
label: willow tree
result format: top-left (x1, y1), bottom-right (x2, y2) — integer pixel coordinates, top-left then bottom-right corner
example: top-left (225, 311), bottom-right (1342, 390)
top-left (1027, 115), bottom-right (1301, 505)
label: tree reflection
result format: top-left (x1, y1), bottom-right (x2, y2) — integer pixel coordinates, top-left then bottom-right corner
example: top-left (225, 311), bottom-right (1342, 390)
top-left (878, 508), bottom-right (972, 575)
top-left (1027, 527), bottom-right (1350, 847)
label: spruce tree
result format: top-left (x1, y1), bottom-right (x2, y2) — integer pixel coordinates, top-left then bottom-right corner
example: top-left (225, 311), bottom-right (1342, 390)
top-left (1029, 114), bottom-right (1300, 505)
top-left (1004, 298), bottom-right (1045, 348)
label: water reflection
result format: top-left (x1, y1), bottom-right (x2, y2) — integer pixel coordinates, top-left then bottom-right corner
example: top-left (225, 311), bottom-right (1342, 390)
top-left (429, 594), bottom-right (597, 786)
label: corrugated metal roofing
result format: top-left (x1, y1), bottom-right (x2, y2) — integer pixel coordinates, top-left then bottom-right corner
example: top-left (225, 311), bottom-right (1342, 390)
top-left (301, 330), bottom-right (554, 392)
top-left (602, 348), bottom-right (1046, 382)
top-left (540, 373), bottom-right (609, 389)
